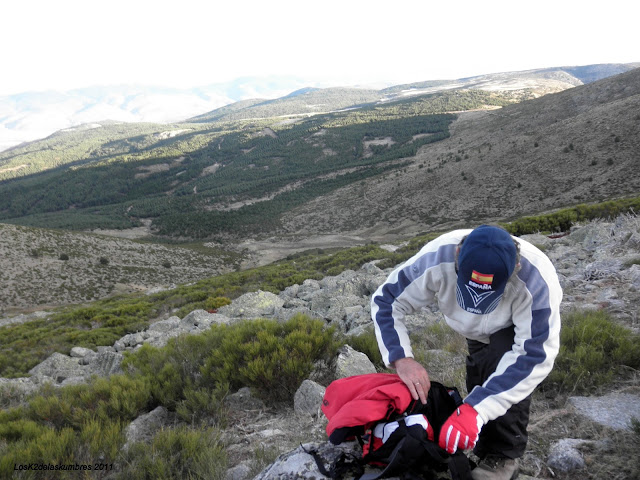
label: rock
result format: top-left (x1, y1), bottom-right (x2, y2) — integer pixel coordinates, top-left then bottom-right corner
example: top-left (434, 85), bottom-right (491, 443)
top-left (123, 406), bottom-right (173, 450)
top-left (218, 290), bottom-right (284, 319)
top-left (90, 350), bottom-right (124, 376)
top-left (148, 316), bottom-right (181, 332)
top-left (567, 393), bottom-right (640, 430)
top-left (225, 462), bottom-right (252, 480)
top-left (254, 442), bottom-right (360, 480)
top-left (319, 270), bottom-right (368, 297)
top-left (335, 345), bottom-right (376, 379)
top-left (294, 380), bottom-right (326, 417)
top-left (180, 309), bottom-right (231, 330)
top-left (546, 439), bottom-right (587, 473)
top-left (70, 346), bottom-right (94, 358)
top-left (311, 293), bottom-right (367, 331)
top-left (224, 387), bottom-right (266, 411)
top-left (361, 261), bottom-right (384, 275)
top-left (0, 377), bottom-right (40, 400)
top-left (28, 352), bottom-right (85, 383)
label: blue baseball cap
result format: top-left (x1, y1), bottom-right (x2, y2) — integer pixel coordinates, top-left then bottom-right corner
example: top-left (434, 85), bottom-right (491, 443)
top-left (456, 225), bottom-right (517, 315)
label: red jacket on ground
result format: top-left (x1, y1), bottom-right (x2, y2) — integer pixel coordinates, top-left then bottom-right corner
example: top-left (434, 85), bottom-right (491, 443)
top-left (322, 373), bottom-right (413, 439)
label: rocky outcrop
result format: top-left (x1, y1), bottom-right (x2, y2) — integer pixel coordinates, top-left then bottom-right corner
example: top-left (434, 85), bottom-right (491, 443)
top-left (567, 393), bottom-right (640, 431)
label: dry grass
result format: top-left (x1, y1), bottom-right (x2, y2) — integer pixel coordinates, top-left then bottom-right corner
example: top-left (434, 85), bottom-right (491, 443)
top-left (0, 223), bottom-right (237, 315)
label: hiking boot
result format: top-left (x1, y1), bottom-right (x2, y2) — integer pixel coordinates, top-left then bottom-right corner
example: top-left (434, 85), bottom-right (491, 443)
top-left (471, 455), bottom-right (518, 480)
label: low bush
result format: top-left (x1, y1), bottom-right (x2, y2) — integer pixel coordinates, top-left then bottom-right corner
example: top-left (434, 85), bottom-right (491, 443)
top-left (115, 426), bottom-right (227, 480)
top-left (124, 314), bottom-right (340, 407)
top-left (0, 375), bottom-right (150, 478)
top-left (504, 196), bottom-right (640, 235)
top-left (543, 310), bottom-right (640, 394)
top-left (200, 315), bottom-right (339, 403)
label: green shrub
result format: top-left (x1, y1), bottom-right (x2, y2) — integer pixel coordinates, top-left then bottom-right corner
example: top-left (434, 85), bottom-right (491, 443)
top-left (176, 296), bottom-right (232, 317)
top-left (503, 196), bottom-right (640, 236)
top-left (26, 375), bottom-right (151, 429)
top-left (200, 315), bottom-right (339, 403)
top-left (124, 314), bottom-right (339, 407)
top-left (543, 310), bottom-right (640, 394)
top-left (122, 343), bottom-right (189, 409)
top-left (0, 375), bottom-right (152, 478)
top-left (0, 425), bottom-right (78, 478)
top-left (114, 426), bottom-right (227, 480)
top-left (175, 385), bottom-right (230, 426)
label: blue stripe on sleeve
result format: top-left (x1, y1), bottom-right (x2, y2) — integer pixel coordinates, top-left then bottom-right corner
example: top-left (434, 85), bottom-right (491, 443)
top-left (466, 257), bottom-right (552, 406)
top-left (373, 244), bottom-right (456, 364)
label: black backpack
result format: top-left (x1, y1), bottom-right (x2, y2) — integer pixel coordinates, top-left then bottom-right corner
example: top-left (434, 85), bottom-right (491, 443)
top-left (307, 381), bottom-right (473, 480)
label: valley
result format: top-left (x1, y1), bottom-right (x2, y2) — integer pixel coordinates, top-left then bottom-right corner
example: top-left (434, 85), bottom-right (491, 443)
top-left (0, 63), bottom-right (639, 316)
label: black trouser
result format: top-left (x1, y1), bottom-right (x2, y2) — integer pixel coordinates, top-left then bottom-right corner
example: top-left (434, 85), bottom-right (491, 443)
top-left (466, 325), bottom-right (531, 460)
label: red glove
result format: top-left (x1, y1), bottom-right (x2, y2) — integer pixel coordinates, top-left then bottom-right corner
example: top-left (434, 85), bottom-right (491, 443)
top-left (438, 403), bottom-right (483, 454)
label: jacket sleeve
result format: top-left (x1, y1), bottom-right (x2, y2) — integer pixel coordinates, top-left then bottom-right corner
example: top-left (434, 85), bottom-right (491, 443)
top-left (464, 247), bottom-right (562, 424)
top-left (371, 237), bottom-right (458, 367)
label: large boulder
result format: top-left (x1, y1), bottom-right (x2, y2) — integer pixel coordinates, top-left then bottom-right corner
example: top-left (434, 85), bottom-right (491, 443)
top-left (218, 290), bottom-right (284, 319)
top-left (335, 345), bottom-right (376, 379)
top-left (28, 352), bottom-right (85, 383)
top-left (294, 380), bottom-right (326, 417)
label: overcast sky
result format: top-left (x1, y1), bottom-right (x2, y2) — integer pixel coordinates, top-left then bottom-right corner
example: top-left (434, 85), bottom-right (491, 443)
top-left (1, 0), bottom-right (638, 96)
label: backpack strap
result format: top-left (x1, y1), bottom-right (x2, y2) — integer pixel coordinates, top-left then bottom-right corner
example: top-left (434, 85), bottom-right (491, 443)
top-left (358, 436), bottom-right (407, 480)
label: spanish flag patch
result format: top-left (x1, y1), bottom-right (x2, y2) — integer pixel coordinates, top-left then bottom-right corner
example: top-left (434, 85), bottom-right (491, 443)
top-left (471, 270), bottom-right (494, 285)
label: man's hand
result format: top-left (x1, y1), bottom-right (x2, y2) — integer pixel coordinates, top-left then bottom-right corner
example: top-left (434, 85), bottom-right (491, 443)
top-left (393, 357), bottom-right (430, 404)
top-left (438, 403), bottom-right (483, 454)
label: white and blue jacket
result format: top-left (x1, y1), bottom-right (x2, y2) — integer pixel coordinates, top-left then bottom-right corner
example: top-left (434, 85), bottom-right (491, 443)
top-left (371, 229), bottom-right (562, 424)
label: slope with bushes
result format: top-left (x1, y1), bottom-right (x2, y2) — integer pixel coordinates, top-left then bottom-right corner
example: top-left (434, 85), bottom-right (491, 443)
top-left (1, 211), bottom-right (640, 479)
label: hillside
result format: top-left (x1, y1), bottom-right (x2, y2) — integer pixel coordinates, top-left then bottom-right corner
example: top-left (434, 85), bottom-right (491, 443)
top-left (1, 66), bottom-right (638, 253)
top-left (0, 89), bottom-right (511, 236)
top-left (278, 67), bottom-right (640, 241)
top-left (1, 214), bottom-right (639, 479)
top-left (0, 223), bottom-right (239, 315)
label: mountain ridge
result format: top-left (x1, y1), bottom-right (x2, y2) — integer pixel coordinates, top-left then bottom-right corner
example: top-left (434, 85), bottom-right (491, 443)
top-left (2, 63), bottom-right (637, 152)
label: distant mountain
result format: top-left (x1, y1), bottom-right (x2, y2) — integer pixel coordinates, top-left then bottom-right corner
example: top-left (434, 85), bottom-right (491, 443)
top-left (187, 86), bottom-right (382, 122)
top-left (2, 64), bottom-right (637, 153)
top-left (0, 76), bottom-right (314, 152)
top-left (188, 63), bottom-right (640, 123)
top-left (0, 63), bottom-right (638, 248)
